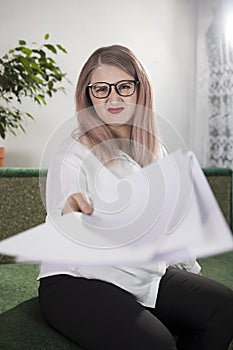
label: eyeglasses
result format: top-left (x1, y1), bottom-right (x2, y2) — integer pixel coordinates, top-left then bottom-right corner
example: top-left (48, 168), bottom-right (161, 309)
top-left (87, 80), bottom-right (139, 99)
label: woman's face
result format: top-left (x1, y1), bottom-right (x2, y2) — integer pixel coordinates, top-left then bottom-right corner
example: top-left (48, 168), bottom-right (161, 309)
top-left (88, 64), bottom-right (138, 136)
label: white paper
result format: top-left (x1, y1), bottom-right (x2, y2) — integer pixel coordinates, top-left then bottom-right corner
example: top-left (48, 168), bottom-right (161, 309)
top-left (0, 150), bottom-right (232, 266)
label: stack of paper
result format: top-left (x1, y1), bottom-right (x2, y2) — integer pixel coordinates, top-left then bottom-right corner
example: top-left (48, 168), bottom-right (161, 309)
top-left (0, 150), bottom-right (232, 266)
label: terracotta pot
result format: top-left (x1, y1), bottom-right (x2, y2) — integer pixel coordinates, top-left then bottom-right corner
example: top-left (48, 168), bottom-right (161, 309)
top-left (0, 147), bottom-right (5, 167)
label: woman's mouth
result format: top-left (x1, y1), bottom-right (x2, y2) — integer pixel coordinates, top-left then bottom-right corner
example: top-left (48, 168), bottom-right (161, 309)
top-left (107, 107), bottom-right (124, 114)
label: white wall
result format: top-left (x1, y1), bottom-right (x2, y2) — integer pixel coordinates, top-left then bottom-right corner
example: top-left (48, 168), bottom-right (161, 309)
top-left (0, 0), bottom-right (197, 167)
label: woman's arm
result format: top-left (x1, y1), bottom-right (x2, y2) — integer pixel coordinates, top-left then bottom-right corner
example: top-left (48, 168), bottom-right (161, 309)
top-left (46, 140), bottom-right (93, 218)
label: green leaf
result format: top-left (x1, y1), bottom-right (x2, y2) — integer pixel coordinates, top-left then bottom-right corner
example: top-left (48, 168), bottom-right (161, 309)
top-left (19, 40), bottom-right (27, 45)
top-left (26, 112), bottom-right (34, 120)
top-left (0, 34), bottom-right (70, 139)
top-left (46, 57), bottom-right (55, 64)
top-left (34, 49), bottom-right (46, 59)
top-left (21, 47), bottom-right (32, 56)
top-left (0, 128), bottom-right (6, 139)
top-left (56, 44), bottom-right (67, 54)
top-left (44, 44), bottom-right (57, 54)
top-left (30, 61), bottom-right (42, 71)
top-left (31, 75), bottom-right (43, 83)
top-left (59, 86), bottom-right (66, 94)
top-left (35, 94), bottom-right (46, 105)
top-left (19, 124), bottom-right (26, 133)
top-left (18, 55), bottom-right (32, 71)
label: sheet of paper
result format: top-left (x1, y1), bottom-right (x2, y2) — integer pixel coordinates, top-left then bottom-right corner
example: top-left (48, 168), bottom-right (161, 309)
top-left (0, 150), bottom-right (232, 266)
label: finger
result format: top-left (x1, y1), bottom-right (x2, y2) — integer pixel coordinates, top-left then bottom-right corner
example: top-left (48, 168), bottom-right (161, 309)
top-left (72, 193), bottom-right (94, 215)
top-left (82, 192), bottom-right (94, 207)
top-left (62, 195), bottom-right (80, 214)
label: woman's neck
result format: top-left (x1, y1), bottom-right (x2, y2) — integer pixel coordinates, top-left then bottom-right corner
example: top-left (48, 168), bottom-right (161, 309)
top-left (108, 124), bottom-right (132, 140)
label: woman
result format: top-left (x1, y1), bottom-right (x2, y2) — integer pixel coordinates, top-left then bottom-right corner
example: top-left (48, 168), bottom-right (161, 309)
top-left (38, 45), bottom-right (233, 350)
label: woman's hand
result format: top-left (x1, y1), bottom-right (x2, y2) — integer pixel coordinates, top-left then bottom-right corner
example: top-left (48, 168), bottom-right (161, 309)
top-left (62, 193), bottom-right (94, 215)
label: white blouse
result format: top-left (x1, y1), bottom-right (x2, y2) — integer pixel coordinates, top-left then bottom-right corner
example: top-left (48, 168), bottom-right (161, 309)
top-left (38, 136), bottom-right (201, 307)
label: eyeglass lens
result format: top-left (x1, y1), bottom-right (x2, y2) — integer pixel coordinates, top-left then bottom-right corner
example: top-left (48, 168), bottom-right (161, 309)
top-left (90, 80), bottom-right (137, 98)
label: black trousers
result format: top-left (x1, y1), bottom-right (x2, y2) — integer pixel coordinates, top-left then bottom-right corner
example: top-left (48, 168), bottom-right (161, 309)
top-left (38, 268), bottom-right (233, 350)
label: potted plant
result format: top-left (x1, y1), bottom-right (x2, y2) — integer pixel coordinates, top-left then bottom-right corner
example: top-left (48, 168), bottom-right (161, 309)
top-left (0, 146), bottom-right (4, 166)
top-left (0, 33), bottom-right (69, 166)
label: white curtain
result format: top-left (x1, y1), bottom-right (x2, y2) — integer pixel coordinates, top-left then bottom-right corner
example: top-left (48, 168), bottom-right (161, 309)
top-left (194, 0), bottom-right (233, 168)
top-left (205, 2), bottom-right (233, 168)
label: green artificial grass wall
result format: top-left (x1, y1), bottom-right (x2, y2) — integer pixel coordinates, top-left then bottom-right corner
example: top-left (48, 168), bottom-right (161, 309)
top-left (0, 168), bottom-right (47, 178)
top-left (0, 176), bottom-right (46, 263)
top-left (203, 169), bottom-right (233, 231)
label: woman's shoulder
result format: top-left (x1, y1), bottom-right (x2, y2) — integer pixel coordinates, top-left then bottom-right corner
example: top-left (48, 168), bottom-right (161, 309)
top-left (52, 136), bottom-right (92, 165)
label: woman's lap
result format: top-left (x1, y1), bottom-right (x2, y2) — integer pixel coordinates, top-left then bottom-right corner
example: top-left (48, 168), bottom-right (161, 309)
top-left (150, 267), bottom-right (233, 349)
top-left (39, 274), bottom-right (176, 350)
top-left (38, 269), bottom-right (233, 350)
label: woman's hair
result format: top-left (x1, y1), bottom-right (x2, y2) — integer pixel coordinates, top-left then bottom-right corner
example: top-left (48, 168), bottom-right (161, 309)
top-left (74, 44), bottom-right (158, 167)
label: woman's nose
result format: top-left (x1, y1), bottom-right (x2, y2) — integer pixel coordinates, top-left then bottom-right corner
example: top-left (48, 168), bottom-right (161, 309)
top-left (107, 87), bottom-right (122, 102)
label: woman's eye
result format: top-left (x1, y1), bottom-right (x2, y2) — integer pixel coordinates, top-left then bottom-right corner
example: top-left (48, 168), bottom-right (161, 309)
top-left (119, 84), bottom-right (130, 91)
top-left (118, 82), bottom-right (134, 92)
top-left (94, 86), bottom-right (108, 93)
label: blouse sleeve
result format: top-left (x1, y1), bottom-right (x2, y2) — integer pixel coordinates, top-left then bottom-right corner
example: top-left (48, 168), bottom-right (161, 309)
top-left (46, 141), bottom-right (88, 219)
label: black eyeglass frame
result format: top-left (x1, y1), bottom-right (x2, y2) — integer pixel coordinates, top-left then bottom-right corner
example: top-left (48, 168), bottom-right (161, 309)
top-left (87, 80), bottom-right (139, 99)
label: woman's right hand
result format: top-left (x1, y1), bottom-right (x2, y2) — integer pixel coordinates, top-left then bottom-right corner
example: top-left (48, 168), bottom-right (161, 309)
top-left (62, 193), bottom-right (94, 216)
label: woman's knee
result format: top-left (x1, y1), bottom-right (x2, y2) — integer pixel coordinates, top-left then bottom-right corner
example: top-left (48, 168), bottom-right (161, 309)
top-left (132, 309), bottom-right (177, 350)
top-left (217, 287), bottom-right (233, 326)
top-left (205, 285), bottom-right (233, 334)
top-left (141, 332), bottom-right (177, 350)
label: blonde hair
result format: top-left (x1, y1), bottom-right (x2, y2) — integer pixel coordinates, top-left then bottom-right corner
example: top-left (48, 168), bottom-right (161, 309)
top-left (74, 45), bottom-right (158, 167)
